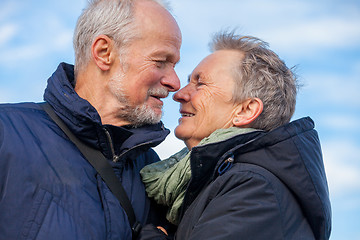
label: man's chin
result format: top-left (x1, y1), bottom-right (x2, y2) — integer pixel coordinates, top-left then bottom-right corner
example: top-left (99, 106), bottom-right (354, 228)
top-left (131, 105), bottom-right (163, 127)
top-left (151, 108), bottom-right (163, 120)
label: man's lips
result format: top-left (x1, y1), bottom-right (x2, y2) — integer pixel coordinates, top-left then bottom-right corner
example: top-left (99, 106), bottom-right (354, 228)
top-left (150, 95), bottom-right (161, 100)
top-left (149, 91), bottom-right (168, 103)
top-left (150, 95), bottom-right (164, 105)
top-left (150, 94), bottom-right (167, 99)
top-left (150, 95), bottom-right (167, 99)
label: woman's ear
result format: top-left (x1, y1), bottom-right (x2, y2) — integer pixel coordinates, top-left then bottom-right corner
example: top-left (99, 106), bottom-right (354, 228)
top-left (91, 35), bottom-right (115, 71)
top-left (232, 98), bottom-right (263, 127)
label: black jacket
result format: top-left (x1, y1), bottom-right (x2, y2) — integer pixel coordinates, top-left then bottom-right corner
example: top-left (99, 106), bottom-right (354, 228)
top-left (175, 117), bottom-right (331, 240)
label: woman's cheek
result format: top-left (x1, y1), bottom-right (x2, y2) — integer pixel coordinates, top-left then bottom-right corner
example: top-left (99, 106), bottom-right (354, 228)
top-left (193, 92), bottom-right (212, 112)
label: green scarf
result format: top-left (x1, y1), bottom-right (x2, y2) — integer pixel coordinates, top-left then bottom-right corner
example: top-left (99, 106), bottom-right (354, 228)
top-left (140, 127), bottom-right (256, 225)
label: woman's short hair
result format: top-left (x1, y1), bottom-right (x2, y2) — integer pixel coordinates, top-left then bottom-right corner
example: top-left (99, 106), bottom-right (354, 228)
top-left (210, 31), bottom-right (299, 131)
top-left (73, 0), bottom-right (168, 76)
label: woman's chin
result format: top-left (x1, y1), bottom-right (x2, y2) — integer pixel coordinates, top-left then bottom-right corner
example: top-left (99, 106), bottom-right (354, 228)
top-left (174, 126), bottom-right (185, 140)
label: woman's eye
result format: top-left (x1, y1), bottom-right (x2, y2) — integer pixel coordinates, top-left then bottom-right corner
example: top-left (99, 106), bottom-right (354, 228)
top-left (197, 81), bottom-right (205, 87)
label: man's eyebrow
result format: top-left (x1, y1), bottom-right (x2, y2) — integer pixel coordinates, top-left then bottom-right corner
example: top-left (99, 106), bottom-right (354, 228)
top-left (152, 51), bottom-right (180, 64)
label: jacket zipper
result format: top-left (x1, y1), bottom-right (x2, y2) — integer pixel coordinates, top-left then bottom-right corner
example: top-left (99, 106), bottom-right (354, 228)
top-left (103, 128), bottom-right (120, 162)
top-left (103, 127), bottom-right (154, 163)
top-left (116, 141), bottom-right (153, 161)
top-left (116, 122), bottom-right (165, 161)
top-left (179, 131), bottom-right (264, 218)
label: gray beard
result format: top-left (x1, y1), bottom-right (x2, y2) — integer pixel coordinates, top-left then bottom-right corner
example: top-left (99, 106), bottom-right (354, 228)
top-left (109, 76), bottom-right (167, 127)
top-left (116, 100), bottom-right (163, 127)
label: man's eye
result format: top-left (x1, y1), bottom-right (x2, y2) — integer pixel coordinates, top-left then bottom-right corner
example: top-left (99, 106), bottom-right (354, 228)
top-left (155, 60), bottom-right (166, 68)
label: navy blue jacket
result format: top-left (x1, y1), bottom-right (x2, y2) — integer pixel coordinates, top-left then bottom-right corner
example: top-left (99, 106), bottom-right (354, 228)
top-left (0, 63), bottom-right (170, 240)
top-left (175, 118), bottom-right (331, 240)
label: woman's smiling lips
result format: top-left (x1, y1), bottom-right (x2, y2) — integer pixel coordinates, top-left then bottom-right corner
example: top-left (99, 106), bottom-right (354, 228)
top-left (180, 110), bottom-right (195, 118)
top-left (178, 110), bottom-right (195, 124)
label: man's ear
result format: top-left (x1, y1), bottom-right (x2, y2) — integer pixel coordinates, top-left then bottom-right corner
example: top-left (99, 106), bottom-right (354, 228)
top-left (232, 98), bottom-right (263, 127)
top-left (91, 35), bottom-right (115, 71)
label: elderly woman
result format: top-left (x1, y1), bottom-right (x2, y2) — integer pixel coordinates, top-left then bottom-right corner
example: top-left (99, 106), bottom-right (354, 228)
top-left (140, 32), bottom-right (331, 240)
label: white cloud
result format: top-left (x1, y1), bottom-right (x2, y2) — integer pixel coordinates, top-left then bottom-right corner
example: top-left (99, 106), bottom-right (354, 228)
top-left (173, 0), bottom-right (360, 58)
top-left (0, 89), bottom-right (14, 103)
top-left (262, 17), bottom-right (360, 54)
top-left (303, 72), bottom-right (360, 106)
top-left (322, 139), bottom-right (360, 197)
top-left (0, 23), bottom-right (18, 47)
top-left (318, 115), bottom-right (360, 131)
top-left (41, 14), bottom-right (74, 50)
top-left (0, 2), bottom-right (76, 67)
top-left (154, 132), bottom-right (186, 159)
top-left (0, 26), bottom-right (73, 66)
top-left (0, 44), bottom-right (45, 65)
top-left (0, 1), bottom-right (19, 22)
top-left (52, 29), bottom-right (74, 49)
top-left (0, 2), bottom-right (22, 48)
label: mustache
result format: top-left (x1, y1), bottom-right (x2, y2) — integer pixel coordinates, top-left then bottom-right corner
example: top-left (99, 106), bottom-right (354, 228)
top-left (148, 87), bottom-right (169, 98)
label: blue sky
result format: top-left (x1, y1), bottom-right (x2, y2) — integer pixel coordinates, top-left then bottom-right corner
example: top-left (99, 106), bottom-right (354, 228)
top-left (1, 0), bottom-right (359, 239)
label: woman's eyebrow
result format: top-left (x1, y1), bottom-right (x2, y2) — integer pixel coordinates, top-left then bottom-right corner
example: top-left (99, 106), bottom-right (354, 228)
top-left (188, 73), bottom-right (202, 83)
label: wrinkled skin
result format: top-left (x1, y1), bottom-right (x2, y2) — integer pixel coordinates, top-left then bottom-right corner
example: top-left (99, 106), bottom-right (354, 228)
top-left (173, 50), bottom-right (244, 149)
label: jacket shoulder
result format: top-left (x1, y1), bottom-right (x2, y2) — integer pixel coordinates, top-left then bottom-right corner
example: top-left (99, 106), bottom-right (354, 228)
top-left (0, 102), bottom-right (43, 117)
top-left (0, 102), bottom-right (47, 140)
top-left (221, 163), bottom-right (314, 238)
top-left (177, 162), bottom-right (314, 240)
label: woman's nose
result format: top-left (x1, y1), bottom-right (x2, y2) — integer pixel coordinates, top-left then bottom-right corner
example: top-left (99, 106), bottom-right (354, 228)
top-left (173, 85), bottom-right (191, 102)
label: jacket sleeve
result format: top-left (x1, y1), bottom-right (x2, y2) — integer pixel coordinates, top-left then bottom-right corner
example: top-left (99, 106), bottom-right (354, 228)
top-left (179, 166), bottom-right (285, 240)
top-left (136, 224), bottom-right (171, 240)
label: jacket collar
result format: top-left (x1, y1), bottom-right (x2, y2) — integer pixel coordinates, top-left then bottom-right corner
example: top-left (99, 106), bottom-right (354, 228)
top-left (185, 117), bottom-right (331, 239)
top-left (43, 63), bottom-right (169, 159)
top-left (189, 117), bottom-right (315, 181)
top-left (184, 129), bottom-right (264, 206)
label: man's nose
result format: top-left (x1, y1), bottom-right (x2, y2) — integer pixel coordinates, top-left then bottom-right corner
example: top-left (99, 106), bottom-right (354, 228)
top-left (161, 70), bottom-right (180, 92)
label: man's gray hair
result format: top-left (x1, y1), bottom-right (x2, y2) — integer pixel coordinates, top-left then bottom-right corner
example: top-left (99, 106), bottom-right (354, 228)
top-left (73, 0), bottom-right (169, 76)
top-left (210, 31), bottom-right (299, 131)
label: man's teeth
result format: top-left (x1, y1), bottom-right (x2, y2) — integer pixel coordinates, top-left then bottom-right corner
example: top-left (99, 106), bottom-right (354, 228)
top-left (181, 113), bottom-right (195, 117)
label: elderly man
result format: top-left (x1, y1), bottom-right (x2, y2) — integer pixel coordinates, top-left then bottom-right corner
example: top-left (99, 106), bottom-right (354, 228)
top-left (0, 0), bottom-right (181, 239)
